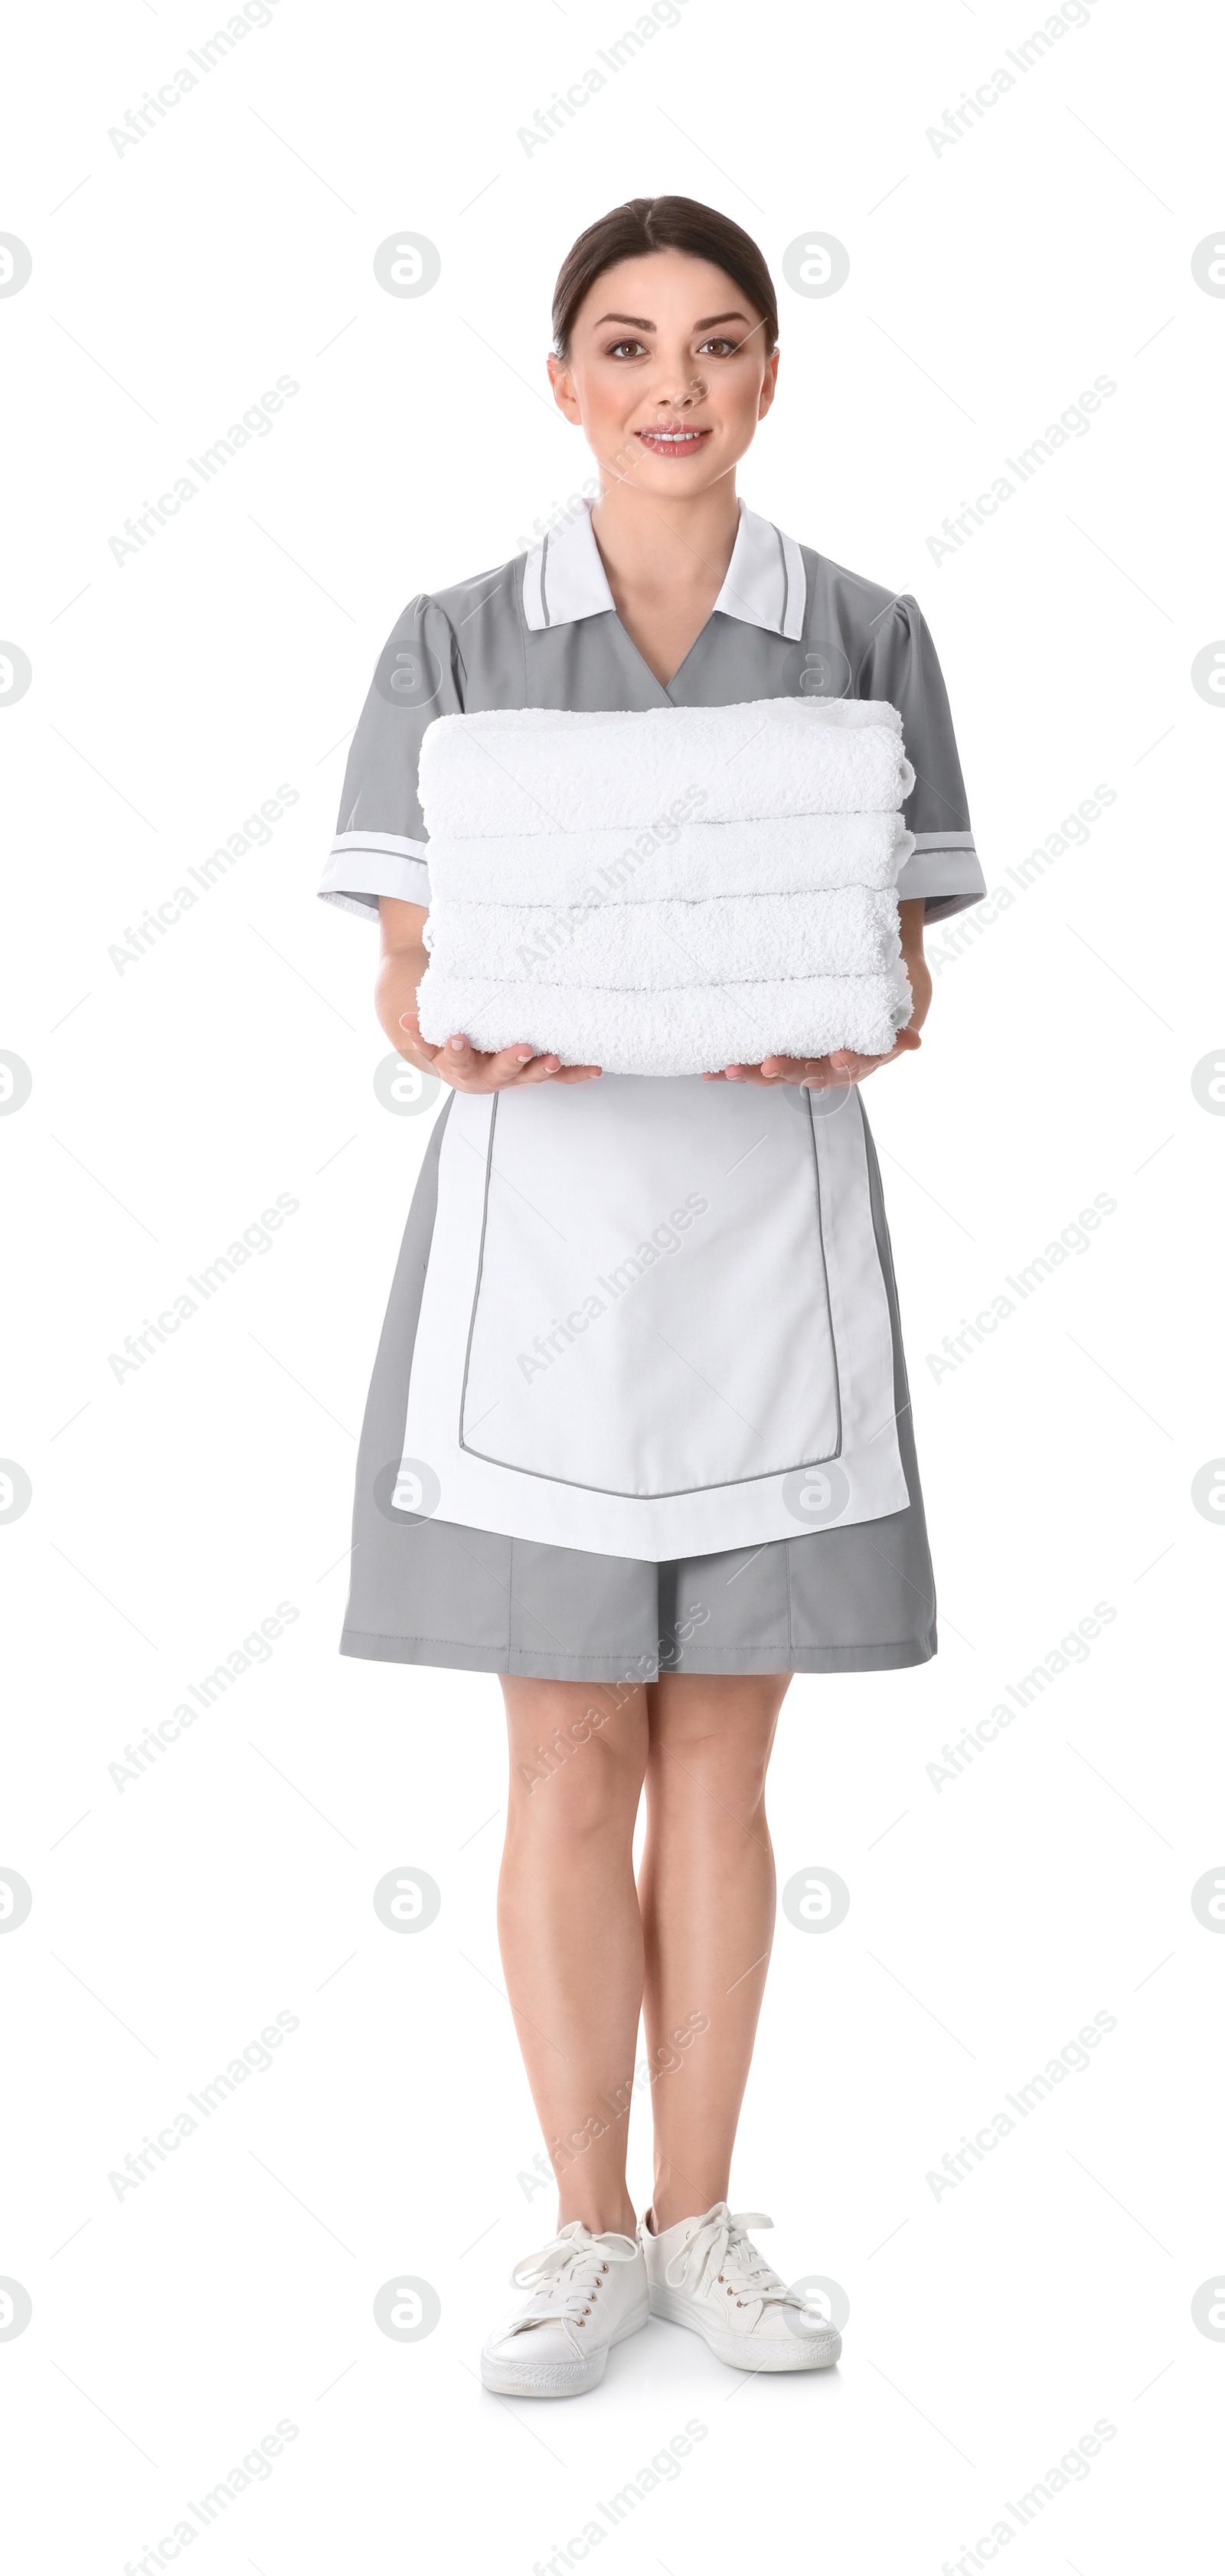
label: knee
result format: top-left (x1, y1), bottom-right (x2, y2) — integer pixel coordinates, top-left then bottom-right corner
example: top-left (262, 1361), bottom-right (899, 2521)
top-left (508, 1700), bottom-right (645, 1832)
top-left (668, 1739), bottom-right (772, 1823)
top-left (648, 1696), bottom-right (781, 1823)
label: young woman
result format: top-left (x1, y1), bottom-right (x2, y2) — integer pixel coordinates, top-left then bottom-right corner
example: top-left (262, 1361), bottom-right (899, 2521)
top-left (320, 196), bottom-right (983, 2395)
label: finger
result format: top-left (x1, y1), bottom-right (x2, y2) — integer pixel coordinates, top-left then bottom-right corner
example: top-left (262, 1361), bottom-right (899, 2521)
top-left (441, 1032), bottom-right (499, 1086)
top-left (484, 1043), bottom-right (543, 1084)
top-left (760, 1055), bottom-right (808, 1083)
top-left (506, 1051), bottom-right (565, 1086)
top-left (397, 1011), bottom-right (444, 1069)
top-left (830, 1050), bottom-right (898, 1082)
top-left (550, 1063), bottom-right (603, 1083)
top-left (802, 1056), bottom-right (855, 1090)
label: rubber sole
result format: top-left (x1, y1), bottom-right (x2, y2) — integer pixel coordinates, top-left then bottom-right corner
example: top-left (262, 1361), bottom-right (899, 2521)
top-left (480, 2300), bottom-right (651, 2398)
top-left (648, 2290), bottom-right (841, 2372)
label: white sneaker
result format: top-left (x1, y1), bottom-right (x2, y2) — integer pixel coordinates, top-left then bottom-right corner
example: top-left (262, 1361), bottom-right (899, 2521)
top-left (640, 2202), bottom-right (841, 2372)
top-left (481, 2222), bottom-right (649, 2397)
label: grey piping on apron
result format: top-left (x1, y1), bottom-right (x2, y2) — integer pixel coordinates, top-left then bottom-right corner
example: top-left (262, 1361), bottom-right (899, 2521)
top-left (456, 1090), bottom-right (501, 1453)
top-left (455, 1089), bottom-right (849, 1501)
top-left (802, 1080), bottom-right (844, 1461)
top-left (776, 522), bottom-right (790, 639)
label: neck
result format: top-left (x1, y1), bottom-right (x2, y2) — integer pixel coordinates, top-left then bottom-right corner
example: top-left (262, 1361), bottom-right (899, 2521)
top-left (589, 475), bottom-right (741, 600)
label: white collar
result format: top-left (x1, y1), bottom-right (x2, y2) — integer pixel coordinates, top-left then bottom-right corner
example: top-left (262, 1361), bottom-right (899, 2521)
top-left (521, 497), bottom-right (805, 641)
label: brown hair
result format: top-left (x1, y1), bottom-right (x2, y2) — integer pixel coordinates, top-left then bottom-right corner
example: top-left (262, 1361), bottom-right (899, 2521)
top-left (551, 195), bottom-right (779, 360)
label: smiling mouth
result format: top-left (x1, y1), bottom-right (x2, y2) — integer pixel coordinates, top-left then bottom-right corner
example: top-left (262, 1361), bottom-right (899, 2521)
top-left (634, 425), bottom-right (714, 455)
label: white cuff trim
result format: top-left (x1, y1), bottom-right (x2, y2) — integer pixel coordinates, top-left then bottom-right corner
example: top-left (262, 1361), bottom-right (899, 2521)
top-left (895, 837), bottom-right (985, 922)
top-left (331, 829), bottom-right (429, 857)
top-left (318, 834), bottom-right (431, 913)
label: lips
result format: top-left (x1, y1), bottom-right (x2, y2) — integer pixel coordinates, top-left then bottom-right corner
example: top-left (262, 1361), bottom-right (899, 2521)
top-left (634, 425), bottom-right (713, 455)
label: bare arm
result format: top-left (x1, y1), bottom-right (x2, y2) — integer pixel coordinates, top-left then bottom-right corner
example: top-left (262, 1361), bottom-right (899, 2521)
top-left (705, 897), bottom-right (931, 1088)
top-left (374, 896), bottom-right (430, 1056)
top-left (376, 895), bottom-right (601, 1092)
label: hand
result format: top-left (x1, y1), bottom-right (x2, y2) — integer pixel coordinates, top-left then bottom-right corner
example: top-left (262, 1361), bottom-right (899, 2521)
top-left (703, 1025), bottom-right (923, 1088)
top-left (706, 916), bottom-right (932, 1087)
top-left (374, 904), bottom-right (599, 1092)
top-left (397, 1012), bottom-right (601, 1092)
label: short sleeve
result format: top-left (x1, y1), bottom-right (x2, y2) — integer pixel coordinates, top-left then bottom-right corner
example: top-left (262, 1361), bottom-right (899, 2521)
top-left (318, 595), bottom-right (462, 920)
top-left (858, 596), bottom-right (985, 922)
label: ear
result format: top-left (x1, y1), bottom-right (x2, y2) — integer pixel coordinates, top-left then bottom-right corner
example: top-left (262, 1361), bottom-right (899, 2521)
top-left (757, 347), bottom-right (780, 421)
top-left (547, 352), bottom-right (583, 424)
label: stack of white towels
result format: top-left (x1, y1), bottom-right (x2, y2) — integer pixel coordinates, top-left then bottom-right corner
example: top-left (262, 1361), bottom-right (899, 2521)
top-left (414, 696), bottom-right (916, 1076)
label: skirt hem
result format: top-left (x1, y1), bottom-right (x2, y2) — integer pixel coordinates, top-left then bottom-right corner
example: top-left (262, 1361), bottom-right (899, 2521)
top-left (339, 1627), bottom-right (937, 1680)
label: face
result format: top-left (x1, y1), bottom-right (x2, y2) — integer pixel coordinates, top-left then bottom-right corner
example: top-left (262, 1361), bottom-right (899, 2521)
top-left (547, 249), bottom-right (778, 495)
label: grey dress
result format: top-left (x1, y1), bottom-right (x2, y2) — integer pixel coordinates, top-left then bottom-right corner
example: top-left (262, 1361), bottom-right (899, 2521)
top-left (318, 502), bottom-right (985, 1680)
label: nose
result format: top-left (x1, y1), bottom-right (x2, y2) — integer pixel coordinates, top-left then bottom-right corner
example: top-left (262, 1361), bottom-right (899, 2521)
top-left (655, 366), bottom-right (707, 413)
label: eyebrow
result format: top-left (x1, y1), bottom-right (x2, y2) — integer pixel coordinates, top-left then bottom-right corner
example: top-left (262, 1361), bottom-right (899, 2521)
top-left (590, 310), bottom-right (752, 333)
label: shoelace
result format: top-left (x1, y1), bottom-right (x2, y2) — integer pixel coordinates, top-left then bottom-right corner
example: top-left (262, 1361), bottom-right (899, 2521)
top-left (663, 2203), bottom-right (802, 2316)
top-left (505, 2224), bottom-right (639, 2346)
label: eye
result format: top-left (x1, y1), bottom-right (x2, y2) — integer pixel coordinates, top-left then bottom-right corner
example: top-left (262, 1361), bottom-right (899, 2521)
top-left (696, 336), bottom-right (738, 358)
top-left (606, 338), bottom-right (648, 359)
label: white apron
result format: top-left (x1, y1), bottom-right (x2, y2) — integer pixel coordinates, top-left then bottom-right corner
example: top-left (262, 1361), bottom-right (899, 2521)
top-left (395, 1073), bottom-right (908, 1560)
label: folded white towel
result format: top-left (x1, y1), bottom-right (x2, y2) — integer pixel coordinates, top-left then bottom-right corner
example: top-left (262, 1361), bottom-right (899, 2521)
top-left (414, 696), bottom-right (914, 1071)
top-left (418, 697), bottom-right (913, 836)
top-left (426, 811), bottom-right (914, 907)
top-left (425, 886), bottom-right (901, 991)
top-left (416, 971), bottom-right (914, 1078)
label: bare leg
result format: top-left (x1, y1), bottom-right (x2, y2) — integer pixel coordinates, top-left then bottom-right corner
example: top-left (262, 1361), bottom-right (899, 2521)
top-left (498, 1678), bottom-right (649, 2236)
top-left (638, 1672), bottom-right (789, 2229)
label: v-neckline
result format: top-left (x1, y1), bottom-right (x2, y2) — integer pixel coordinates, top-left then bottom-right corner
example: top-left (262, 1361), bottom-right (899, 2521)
top-left (605, 606), bottom-right (720, 704)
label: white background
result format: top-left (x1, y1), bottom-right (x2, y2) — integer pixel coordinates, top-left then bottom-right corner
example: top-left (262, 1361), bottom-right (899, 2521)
top-left (2, 0), bottom-right (1223, 2567)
